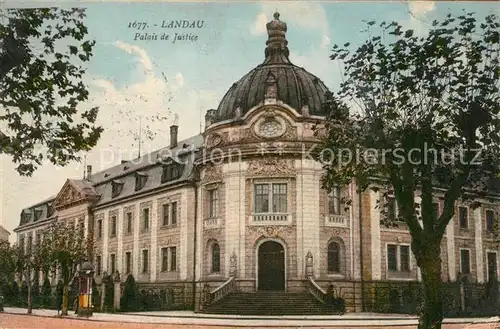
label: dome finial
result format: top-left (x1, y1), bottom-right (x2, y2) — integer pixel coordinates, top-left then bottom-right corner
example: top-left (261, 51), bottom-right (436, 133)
top-left (264, 12), bottom-right (290, 64)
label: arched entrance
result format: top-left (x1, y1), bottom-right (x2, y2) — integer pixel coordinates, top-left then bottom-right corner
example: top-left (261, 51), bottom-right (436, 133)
top-left (257, 240), bottom-right (285, 291)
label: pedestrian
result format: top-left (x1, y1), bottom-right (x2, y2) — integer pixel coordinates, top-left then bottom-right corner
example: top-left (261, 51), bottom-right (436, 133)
top-left (56, 280), bottom-right (63, 315)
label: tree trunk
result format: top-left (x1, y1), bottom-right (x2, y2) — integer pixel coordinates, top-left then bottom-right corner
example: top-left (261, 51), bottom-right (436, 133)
top-left (417, 243), bottom-right (444, 329)
top-left (61, 285), bottom-right (69, 316)
top-left (26, 269), bottom-right (32, 315)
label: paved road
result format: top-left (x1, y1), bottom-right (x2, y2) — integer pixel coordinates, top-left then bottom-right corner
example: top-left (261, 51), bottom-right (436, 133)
top-left (0, 313), bottom-right (499, 329)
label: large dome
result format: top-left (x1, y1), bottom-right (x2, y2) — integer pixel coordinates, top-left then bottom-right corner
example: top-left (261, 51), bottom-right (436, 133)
top-left (213, 12), bottom-right (330, 123)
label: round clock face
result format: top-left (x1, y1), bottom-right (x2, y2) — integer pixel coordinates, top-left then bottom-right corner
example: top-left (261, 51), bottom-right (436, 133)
top-left (259, 120), bottom-right (283, 138)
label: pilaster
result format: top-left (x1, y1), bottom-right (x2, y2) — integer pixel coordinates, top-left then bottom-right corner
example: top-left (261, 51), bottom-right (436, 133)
top-left (150, 199), bottom-right (158, 282)
top-left (370, 190), bottom-right (381, 280)
top-left (474, 208), bottom-right (484, 283)
top-left (446, 218), bottom-right (456, 281)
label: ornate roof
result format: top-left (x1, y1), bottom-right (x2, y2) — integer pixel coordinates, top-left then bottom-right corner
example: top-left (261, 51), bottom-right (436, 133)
top-left (212, 12), bottom-right (330, 124)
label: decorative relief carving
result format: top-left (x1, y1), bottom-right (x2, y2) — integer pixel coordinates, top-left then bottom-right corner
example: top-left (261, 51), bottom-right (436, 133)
top-left (202, 165), bottom-right (223, 183)
top-left (246, 158), bottom-right (295, 177)
top-left (58, 184), bottom-right (83, 207)
top-left (322, 226), bottom-right (349, 238)
top-left (248, 225), bottom-right (294, 242)
top-left (206, 133), bottom-right (222, 148)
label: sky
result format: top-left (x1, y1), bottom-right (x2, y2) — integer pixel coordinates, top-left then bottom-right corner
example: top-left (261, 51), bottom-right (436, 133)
top-left (1, 1), bottom-right (498, 241)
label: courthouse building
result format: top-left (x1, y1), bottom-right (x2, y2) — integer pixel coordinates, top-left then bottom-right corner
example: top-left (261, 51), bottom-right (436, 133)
top-left (13, 13), bottom-right (500, 311)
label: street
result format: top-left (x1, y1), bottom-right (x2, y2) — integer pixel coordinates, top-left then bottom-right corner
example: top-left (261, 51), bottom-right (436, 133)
top-left (0, 313), bottom-right (499, 329)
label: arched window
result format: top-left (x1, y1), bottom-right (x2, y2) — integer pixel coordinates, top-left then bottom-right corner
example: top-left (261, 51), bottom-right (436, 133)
top-left (212, 243), bottom-right (220, 273)
top-left (328, 242), bottom-right (340, 273)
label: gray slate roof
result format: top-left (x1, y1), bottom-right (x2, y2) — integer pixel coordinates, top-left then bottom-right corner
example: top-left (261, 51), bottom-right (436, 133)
top-left (17, 134), bottom-right (203, 228)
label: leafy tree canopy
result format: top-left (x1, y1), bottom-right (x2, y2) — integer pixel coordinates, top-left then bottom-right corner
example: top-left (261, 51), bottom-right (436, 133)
top-left (318, 12), bottom-right (499, 329)
top-left (0, 8), bottom-right (103, 176)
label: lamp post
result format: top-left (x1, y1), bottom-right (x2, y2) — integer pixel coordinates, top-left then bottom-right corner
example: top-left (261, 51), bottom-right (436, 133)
top-left (78, 261), bottom-right (94, 317)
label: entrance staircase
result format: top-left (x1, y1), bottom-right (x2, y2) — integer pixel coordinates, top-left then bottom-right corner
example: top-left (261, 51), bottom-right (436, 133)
top-left (202, 291), bottom-right (331, 315)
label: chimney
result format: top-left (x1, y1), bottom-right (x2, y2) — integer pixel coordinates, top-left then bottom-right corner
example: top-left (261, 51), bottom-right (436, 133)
top-left (86, 165), bottom-right (92, 179)
top-left (170, 125), bottom-right (178, 148)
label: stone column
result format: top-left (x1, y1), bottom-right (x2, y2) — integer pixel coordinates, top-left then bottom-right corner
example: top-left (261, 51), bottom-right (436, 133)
top-left (113, 271), bottom-right (121, 311)
top-left (100, 271), bottom-right (107, 312)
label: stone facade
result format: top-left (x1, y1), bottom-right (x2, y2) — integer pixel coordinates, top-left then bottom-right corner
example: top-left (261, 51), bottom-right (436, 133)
top-left (12, 12), bottom-right (500, 313)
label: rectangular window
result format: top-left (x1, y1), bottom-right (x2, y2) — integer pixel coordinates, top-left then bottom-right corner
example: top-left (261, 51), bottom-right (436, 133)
top-left (432, 202), bottom-right (440, 219)
top-left (209, 189), bottom-right (218, 218)
top-left (125, 252), bottom-right (131, 274)
top-left (161, 247), bottom-right (177, 272)
top-left (387, 244), bottom-right (410, 273)
top-left (97, 220), bottom-right (102, 239)
top-left (387, 244), bottom-right (398, 272)
top-left (328, 186), bottom-right (341, 215)
top-left (272, 183), bottom-right (287, 213)
top-left (162, 204), bottom-right (170, 226)
top-left (170, 247), bottom-right (177, 272)
top-left (135, 173), bottom-right (148, 191)
top-left (487, 252), bottom-right (498, 281)
top-left (400, 245), bottom-right (410, 272)
top-left (96, 255), bottom-right (102, 276)
top-left (171, 202), bottom-right (177, 225)
top-left (161, 164), bottom-right (183, 183)
top-left (161, 248), bottom-right (168, 271)
top-left (126, 212), bottom-right (132, 234)
top-left (254, 183), bottom-right (288, 214)
top-left (460, 249), bottom-right (471, 274)
top-left (254, 184), bottom-right (270, 213)
top-left (110, 254), bottom-right (116, 274)
top-left (110, 216), bottom-right (117, 237)
top-left (143, 208), bottom-right (150, 230)
top-left (142, 249), bottom-right (149, 273)
top-left (387, 198), bottom-right (397, 221)
top-left (459, 206), bottom-right (468, 229)
top-left (486, 210), bottom-right (495, 232)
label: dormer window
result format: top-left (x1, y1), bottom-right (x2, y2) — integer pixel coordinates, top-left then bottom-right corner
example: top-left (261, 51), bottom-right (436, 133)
top-left (21, 212), bottom-right (31, 225)
top-left (46, 204), bottom-right (54, 218)
top-left (135, 172), bottom-right (148, 191)
top-left (161, 163), bottom-right (183, 183)
top-left (34, 209), bottom-right (43, 221)
top-left (111, 180), bottom-right (124, 198)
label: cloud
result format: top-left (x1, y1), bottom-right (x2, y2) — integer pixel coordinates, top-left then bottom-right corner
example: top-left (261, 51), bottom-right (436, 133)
top-left (320, 35), bottom-right (331, 49)
top-left (404, 0), bottom-right (436, 36)
top-left (408, 1), bottom-right (436, 16)
top-left (250, 2), bottom-right (331, 42)
top-left (113, 40), bottom-right (153, 71)
top-left (250, 13), bottom-right (268, 35)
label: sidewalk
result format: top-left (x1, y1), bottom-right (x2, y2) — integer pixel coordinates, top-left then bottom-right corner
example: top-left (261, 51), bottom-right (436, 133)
top-left (2, 307), bottom-right (499, 327)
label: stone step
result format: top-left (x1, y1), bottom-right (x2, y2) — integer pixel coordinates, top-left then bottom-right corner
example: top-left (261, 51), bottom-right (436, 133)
top-left (202, 291), bottom-right (334, 315)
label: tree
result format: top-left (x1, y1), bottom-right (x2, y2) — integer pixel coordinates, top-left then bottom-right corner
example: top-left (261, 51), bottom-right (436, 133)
top-left (0, 8), bottom-right (103, 176)
top-left (319, 12), bottom-right (500, 329)
top-left (43, 221), bottom-right (87, 316)
top-left (11, 234), bottom-right (51, 314)
top-left (0, 240), bottom-right (15, 290)
top-left (120, 274), bottom-right (140, 311)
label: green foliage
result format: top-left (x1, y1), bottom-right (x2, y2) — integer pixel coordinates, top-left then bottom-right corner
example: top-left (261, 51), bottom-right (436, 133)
top-left (91, 278), bottom-right (100, 310)
top-left (321, 11), bottom-right (500, 250)
top-left (41, 276), bottom-right (52, 308)
top-left (320, 12), bottom-right (500, 329)
top-left (120, 274), bottom-right (140, 312)
top-left (102, 274), bottom-right (114, 311)
top-left (0, 241), bottom-right (15, 287)
top-left (0, 8), bottom-right (103, 176)
top-left (10, 281), bottom-right (20, 305)
top-left (20, 281), bottom-right (28, 306)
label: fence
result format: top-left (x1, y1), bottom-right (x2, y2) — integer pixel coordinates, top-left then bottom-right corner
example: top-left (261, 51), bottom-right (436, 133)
top-left (317, 278), bottom-right (500, 317)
